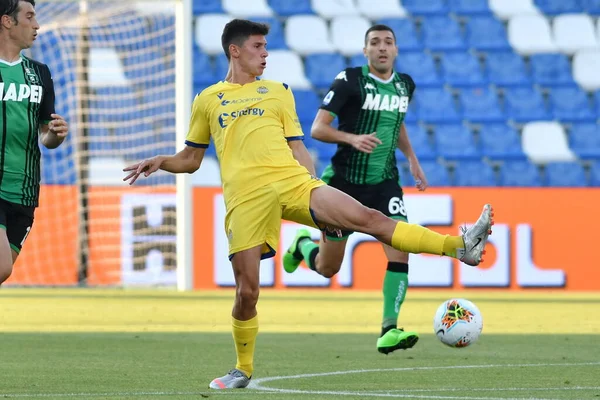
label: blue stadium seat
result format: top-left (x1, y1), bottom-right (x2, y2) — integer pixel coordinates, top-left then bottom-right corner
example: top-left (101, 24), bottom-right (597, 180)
top-left (313, 140), bottom-right (337, 167)
top-left (504, 87), bottom-right (552, 122)
top-left (251, 18), bottom-right (287, 50)
top-left (395, 53), bottom-right (443, 87)
top-left (440, 52), bottom-right (486, 87)
top-left (41, 145), bottom-right (76, 185)
top-left (193, 49), bottom-right (218, 85)
top-left (448, 0), bottom-right (491, 15)
top-left (404, 100), bottom-right (419, 124)
top-left (349, 54), bottom-right (366, 68)
top-left (545, 162), bottom-right (587, 187)
top-left (415, 88), bottom-right (462, 123)
top-left (580, 0), bottom-right (600, 15)
top-left (453, 161), bottom-right (497, 186)
top-left (293, 90), bottom-right (321, 124)
top-left (591, 162), bottom-right (600, 186)
top-left (420, 161), bottom-right (452, 186)
top-left (305, 53), bottom-right (347, 90)
top-left (460, 87), bottom-right (505, 123)
top-left (485, 52), bottom-right (531, 87)
top-left (529, 54), bottom-right (575, 87)
top-left (479, 124), bottom-right (527, 160)
top-left (421, 17), bottom-right (467, 51)
top-left (549, 87), bottom-right (596, 123)
top-left (405, 124), bottom-right (436, 161)
top-left (569, 123), bottom-right (600, 159)
top-left (398, 163), bottom-right (416, 187)
top-left (193, 0), bottom-right (224, 14)
top-left (215, 54), bottom-right (229, 79)
top-left (595, 91), bottom-right (600, 115)
top-left (434, 125), bottom-right (480, 160)
top-left (402, 0), bottom-right (449, 15)
top-left (465, 16), bottom-right (511, 51)
top-left (499, 160), bottom-right (542, 186)
top-left (268, 0), bottom-right (313, 16)
top-left (533, 0), bottom-right (581, 15)
top-left (378, 19), bottom-right (422, 51)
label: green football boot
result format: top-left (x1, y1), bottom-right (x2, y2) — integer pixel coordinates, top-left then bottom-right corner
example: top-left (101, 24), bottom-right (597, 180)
top-left (282, 228), bottom-right (312, 273)
top-left (377, 328), bottom-right (419, 355)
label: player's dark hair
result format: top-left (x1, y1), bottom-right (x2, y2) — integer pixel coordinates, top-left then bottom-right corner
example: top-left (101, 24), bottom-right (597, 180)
top-left (221, 19), bottom-right (269, 60)
top-left (364, 24), bottom-right (396, 45)
top-left (0, 0), bottom-right (35, 25)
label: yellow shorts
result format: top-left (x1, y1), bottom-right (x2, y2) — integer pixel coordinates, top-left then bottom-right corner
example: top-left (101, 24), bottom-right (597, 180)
top-left (225, 173), bottom-right (325, 260)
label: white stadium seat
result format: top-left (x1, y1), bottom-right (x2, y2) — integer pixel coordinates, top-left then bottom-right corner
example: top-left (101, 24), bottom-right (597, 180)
top-left (553, 14), bottom-right (599, 55)
top-left (597, 17), bottom-right (600, 43)
top-left (88, 48), bottom-right (128, 87)
top-left (195, 14), bottom-right (232, 55)
top-left (134, 2), bottom-right (175, 15)
top-left (260, 50), bottom-right (312, 89)
top-left (311, 0), bottom-right (359, 18)
top-left (331, 16), bottom-right (372, 56)
top-left (522, 122), bottom-right (576, 164)
top-left (222, 0), bottom-right (273, 17)
top-left (356, 0), bottom-right (408, 19)
top-left (573, 50), bottom-right (600, 91)
top-left (285, 15), bottom-right (335, 55)
top-left (489, 0), bottom-right (540, 20)
top-left (508, 15), bottom-right (558, 55)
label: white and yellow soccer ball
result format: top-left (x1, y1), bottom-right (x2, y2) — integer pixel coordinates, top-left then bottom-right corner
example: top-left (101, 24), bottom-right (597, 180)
top-left (433, 298), bottom-right (483, 348)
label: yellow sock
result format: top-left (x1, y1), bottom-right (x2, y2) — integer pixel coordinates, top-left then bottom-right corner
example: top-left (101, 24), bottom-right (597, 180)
top-left (232, 315), bottom-right (258, 377)
top-left (391, 221), bottom-right (464, 257)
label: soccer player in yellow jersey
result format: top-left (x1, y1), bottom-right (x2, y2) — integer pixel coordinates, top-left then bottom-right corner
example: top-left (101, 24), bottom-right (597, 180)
top-left (123, 19), bottom-right (494, 389)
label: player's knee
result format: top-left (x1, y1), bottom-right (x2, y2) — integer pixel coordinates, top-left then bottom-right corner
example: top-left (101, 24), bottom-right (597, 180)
top-left (316, 258), bottom-right (342, 278)
top-left (0, 261), bottom-right (13, 284)
top-left (235, 284), bottom-right (260, 310)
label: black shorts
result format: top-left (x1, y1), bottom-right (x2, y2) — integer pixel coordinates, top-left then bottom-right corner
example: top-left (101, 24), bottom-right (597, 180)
top-left (0, 198), bottom-right (35, 253)
top-left (325, 175), bottom-right (408, 240)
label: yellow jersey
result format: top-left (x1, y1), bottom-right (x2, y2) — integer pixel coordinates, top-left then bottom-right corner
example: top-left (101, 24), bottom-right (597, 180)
top-left (185, 79), bottom-right (309, 207)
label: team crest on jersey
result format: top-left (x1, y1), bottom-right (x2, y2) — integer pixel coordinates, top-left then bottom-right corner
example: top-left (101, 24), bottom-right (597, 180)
top-left (256, 86), bottom-right (269, 94)
top-left (24, 67), bottom-right (38, 84)
top-left (395, 82), bottom-right (407, 96)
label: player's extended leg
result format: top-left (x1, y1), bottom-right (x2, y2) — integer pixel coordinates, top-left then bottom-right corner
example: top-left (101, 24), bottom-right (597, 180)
top-left (0, 228), bottom-right (14, 284)
top-left (376, 245), bottom-right (418, 354)
top-left (283, 229), bottom-right (347, 278)
top-left (309, 185), bottom-right (493, 266)
top-left (209, 245), bottom-right (261, 390)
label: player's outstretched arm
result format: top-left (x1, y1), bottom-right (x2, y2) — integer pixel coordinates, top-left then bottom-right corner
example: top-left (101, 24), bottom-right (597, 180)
top-left (288, 139), bottom-right (316, 176)
top-left (122, 145), bottom-right (205, 185)
top-left (40, 114), bottom-right (68, 149)
top-left (311, 110), bottom-right (381, 153)
top-left (397, 123), bottom-right (428, 191)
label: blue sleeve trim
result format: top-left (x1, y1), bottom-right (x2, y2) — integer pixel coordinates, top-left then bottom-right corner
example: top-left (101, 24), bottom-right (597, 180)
top-left (282, 83), bottom-right (289, 90)
top-left (185, 140), bottom-right (208, 148)
top-left (286, 136), bottom-right (304, 141)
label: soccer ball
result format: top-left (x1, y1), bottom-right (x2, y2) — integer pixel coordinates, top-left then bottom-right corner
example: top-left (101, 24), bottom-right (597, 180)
top-left (433, 298), bottom-right (483, 348)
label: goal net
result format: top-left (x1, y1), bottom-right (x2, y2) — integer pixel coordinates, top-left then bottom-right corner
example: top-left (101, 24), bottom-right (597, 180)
top-left (9, 0), bottom-right (191, 288)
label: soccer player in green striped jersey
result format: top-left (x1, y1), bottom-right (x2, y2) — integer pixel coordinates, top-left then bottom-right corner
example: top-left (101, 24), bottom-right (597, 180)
top-left (284, 25), bottom-right (428, 354)
top-left (0, 0), bottom-right (69, 284)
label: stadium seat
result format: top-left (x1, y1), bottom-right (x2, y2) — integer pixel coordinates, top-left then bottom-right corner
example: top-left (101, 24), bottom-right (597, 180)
top-left (92, 86), bottom-right (140, 122)
top-left (489, 0), bottom-right (540, 20)
top-left (404, 100), bottom-right (419, 124)
top-left (193, 0), bottom-right (223, 15)
top-left (419, 161), bottom-right (452, 186)
top-left (377, 18), bottom-right (422, 51)
top-left (215, 54), bottom-right (230, 79)
top-left (260, 50), bottom-right (312, 89)
top-left (222, 0), bottom-right (273, 16)
top-left (465, 16), bottom-right (511, 51)
top-left (434, 125), bottom-right (480, 160)
top-left (357, 0), bottom-right (407, 19)
top-left (596, 91), bottom-right (600, 114)
top-left (415, 88), bottom-right (462, 123)
top-left (549, 87), bottom-right (596, 123)
top-left (573, 50), bottom-right (600, 91)
top-left (508, 15), bottom-right (558, 55)
top-left (522, 121), bottom-right (577, 164)
top-left (580, 0), bottom-right (600, 15)
top-left (421, 17), bottom-right (467, 51)
top-left (285, 15), bottom-right (335, 55)
top-left (529, 54), bottom-right (575, 87)
top-left (251, 17), bottom-right (287, 49)
top-left (311, 0), bottom-right (359, 18)
top-left (267, 0), bottom-right (313, 16)
top-left (533, 0), bottom-right (581, 15)
top-left (503, 87), bottom-right (552, 122)
top-left (331, 16), bottom-right (372, 56)
top-left (88, 48), bottom-right (128, 87)
top-left (440, 53), bottom-right (486, 87)
top-left (460, 87), bottom-right (505, 123)
top-left (401, 0), bottom-right (449, 16)
top-left (569, 123), bottom-right (600, 159)
top-left (394, 52), bottom-right (443, 87)
top-left (479, 124), bottom-right (527, 160)
top-left (590, 161), bottom-right (600, 186)
top-left (293, 90), bottom-right (321, 124)
top-left (195, 14), bottom-right (231, 55)
top-left (453, 161), bottom-right (497, 186)
top-left (553, 14), bottom-right (599, 55)
top-left (485, 52), bottom-right (531, 87)
top-left (193, 49), bottom-right (218, 86)
top-left (398, 163), bottom-right (416, 187)
top-left (404, 124), bottom-right (436, 161)
top-left (545, 162), bottom-right (587, 187)
top-left (305, 53), bottom-right (346, 90)
top-left (349, 54), bottom-right (367, 68)
top-left (498, 160), bottom-right (543, 186)
top-left (449, 0), bottom-right (491, 16)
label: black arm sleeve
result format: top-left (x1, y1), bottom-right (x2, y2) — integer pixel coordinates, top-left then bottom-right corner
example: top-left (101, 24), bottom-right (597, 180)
top-left (399, 73), bottom-right (416, 102)
top-left (319, 70), bottom-right (354, 116)
top-left (39, 64), bottom-right (56, 124)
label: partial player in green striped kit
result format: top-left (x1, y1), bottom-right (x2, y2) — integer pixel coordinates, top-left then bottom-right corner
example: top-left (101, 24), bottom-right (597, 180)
top-left (0, 0), bottom-right (69, 284)
top-left (284, 25), bottom-right (429, 354)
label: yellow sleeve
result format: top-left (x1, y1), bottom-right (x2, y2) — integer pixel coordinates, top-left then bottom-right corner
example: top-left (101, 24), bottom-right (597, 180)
top-left (185, 94), bottom-right (210, 148)
top-left (280, 85), bottom-right (304, 141)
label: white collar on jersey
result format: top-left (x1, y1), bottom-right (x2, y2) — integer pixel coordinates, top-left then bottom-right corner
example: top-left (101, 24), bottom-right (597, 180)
top-left (368, 71), bottom-right (395, 84)
top-left (0, 58), bottom-right (23, 66)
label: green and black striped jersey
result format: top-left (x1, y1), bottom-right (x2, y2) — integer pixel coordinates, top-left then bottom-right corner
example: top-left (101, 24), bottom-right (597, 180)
top-left (0, 55), bottom-right (55, 207)
top-left (319, 65), bottom-right (415, 185)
